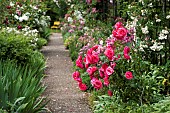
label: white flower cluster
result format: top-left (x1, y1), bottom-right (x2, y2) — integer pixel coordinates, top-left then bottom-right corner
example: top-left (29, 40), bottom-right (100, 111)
top-left (155, 14), bottom-right (161, 23)
top-left (141, 26), bottom-right (149, 34)
top-left (4, 27), bottom-right (38, 37)
top-left (74, 10), bottom-right (83, 20)
top-left (67, 17), bottom-right (73, 23)
top-left (150, 42), bottom-right (163, 51)
top-left (166, 15), bottom-right (170, 19)
top-left (22, 26), bottom-right (39, 37)
top-left (14, 12), bottom-right (30, 22)
top-left (158, 29), bottom-right (169, 40)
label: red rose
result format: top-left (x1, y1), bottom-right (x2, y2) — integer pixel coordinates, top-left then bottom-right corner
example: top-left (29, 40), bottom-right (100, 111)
top-left (6, 6), bottom-right (11, 9)
top-left (104, 47), bottom-right (114, 60)
top-left (125, 71), bottom-right (133, 80)
top-left (17, 25), bottom-right (22, 29)
top-left (78, 83), bottom-right (87, 91)
top-left (108, 90), bottom-right (113, 97)
top-left (112, 27), bottom-right (127, 40)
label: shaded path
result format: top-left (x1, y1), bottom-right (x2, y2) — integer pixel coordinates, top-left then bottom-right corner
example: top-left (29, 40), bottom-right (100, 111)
top-left (41, 33), bottom-right (92, 113)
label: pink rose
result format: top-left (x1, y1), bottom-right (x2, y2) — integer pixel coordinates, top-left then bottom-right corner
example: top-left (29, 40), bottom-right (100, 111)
top-left (111, 62), bottom-right (116, 69)
top-left (106, 66), bottom-right (114, 75)
top-left (123, 46), bottom-right (130, 60)
top-left (108, 90), bottom-right (113, 97)
top-left (124, 54), bottom-right (130, 60)
top-left (114, 22), bottom-right (123, 29)
top-left (112, 27), bottom-right (127, 40)
top-left (76, 56), bottom-right (84, 69)
top-left (104, 47), bottom-right (114, 60)
top-left (72, 71), bottom-right (80, 81)
top-left (78, 82), bottom-right (87, 91)
top-left (104, 77), bottom-right (110, 86)
top-left (125, 71), bottom-right (133, 80)
top-left (86, 52), bottom-right (99, 64)
top-left (87, 66), bottom-right (98, 75)
top-left (86, 0), bottom-right (92, 4)
top-left (123, 46), bottom-right (130, 54)
top-left (91, 78), bottom-right (103, 90)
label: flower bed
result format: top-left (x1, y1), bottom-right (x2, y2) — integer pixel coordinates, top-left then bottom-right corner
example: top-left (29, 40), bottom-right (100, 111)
top-left (61, 0), bottom-right (170, 112)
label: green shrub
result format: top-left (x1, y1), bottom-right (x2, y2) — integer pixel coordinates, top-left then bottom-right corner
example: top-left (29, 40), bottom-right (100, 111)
top-left (0, 60), bottom-right (47, 113)
top-left (93, 95), bottom-right (170, 113)
top-left (0, 32), bottom-right (45, 65)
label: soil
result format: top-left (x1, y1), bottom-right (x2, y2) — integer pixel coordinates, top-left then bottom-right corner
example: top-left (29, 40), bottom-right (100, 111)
top-left (41, 33), bottom-right (92, 113)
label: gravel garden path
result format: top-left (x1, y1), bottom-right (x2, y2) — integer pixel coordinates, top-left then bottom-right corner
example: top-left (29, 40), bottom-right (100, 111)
top-left (41, 33), bottom-right (92, 113)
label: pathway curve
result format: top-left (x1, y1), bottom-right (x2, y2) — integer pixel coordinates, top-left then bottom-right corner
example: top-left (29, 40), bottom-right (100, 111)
top-left (41, 33), bottom-right (92, 113)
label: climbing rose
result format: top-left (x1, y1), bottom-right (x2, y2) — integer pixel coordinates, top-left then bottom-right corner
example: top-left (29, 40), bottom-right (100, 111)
top-left (78, 82), bottom-right (87, 91)
top-left (125, 71), bottom-right (133, 80)
top-left (76, 56), bottom-right (84, 69)
top-left (72, 71), bottom-right (80, 81)
top-left (108, 90), bottom-right (113, 97)
top-left (112, 27), bottom-right (127, 40)
top-left (104, 47), bottom-right (114, 60)
top-left (91, 78), bottom-right (103, 90)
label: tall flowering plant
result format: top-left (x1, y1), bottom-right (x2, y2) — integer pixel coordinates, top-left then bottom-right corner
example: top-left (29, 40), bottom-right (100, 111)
top-left (72, 22), bottom-right (165, 103)
top-left (72, 22), bottom-right (134, 92)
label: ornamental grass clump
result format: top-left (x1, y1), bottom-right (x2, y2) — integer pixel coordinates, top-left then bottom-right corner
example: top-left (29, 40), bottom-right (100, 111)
top-left (0, 60), bottom-right (47, 113)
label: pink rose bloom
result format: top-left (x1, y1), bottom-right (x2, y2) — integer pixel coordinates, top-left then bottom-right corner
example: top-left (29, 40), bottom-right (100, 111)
top-left (72, 71), bottom-right (80, 81)
top-left (106, 66), bottom-right (114, 75)
top-left (86, 0), bottom-right (92, 4)
top-left (92, 8), bottom-right (97, 13)
top-left (111, 62), bottom-right (116, 69)
top-left (123, 46), bottom-right (130, 60)
top-left (87, 66), bottom-right (98, 75)
top-left (124, 54), bottom-right (130, 60)
top-left (86, 52), bottom-right (99, 64)
top-left (76, 56), bottom-right (84, 69)
top-left (104, 77), bottom-right (110, 86)
top-left (99, 63), bottom-right (108, 78)
top-left (124, 46), bottom-right (130, 54)
top-left (108, 90), bottom-right (113, 97)
top-left (104, 47), bottom-right (114, 60)
top-left (114, 22), bottom-right (123, 29)
top-left (125, 71), bottom-right (133, 80)
top-left (91, 78), bottom-right (103, 90)
top-left (99, 69), bottom-right (105, 78)
top-left (112, 27), bottom-right (127, 40)
top-left (78, 82), bottom-right (87, 91)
